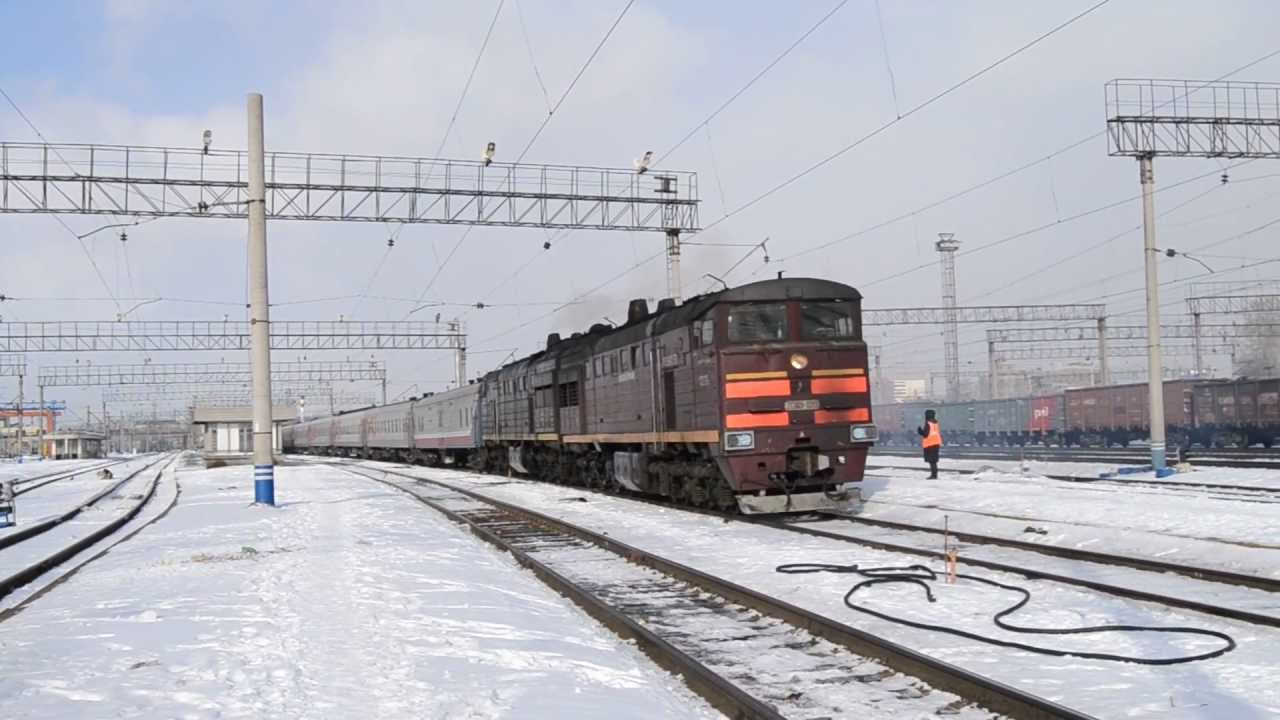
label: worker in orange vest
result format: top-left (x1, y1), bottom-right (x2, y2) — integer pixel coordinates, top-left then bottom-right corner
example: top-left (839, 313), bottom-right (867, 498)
top-left (917, 409), bottom-right (942, 479)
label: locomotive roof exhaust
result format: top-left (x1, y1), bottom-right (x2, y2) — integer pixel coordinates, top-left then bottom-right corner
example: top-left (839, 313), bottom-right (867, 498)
top-left (627, 299), bottom-right (649, 324)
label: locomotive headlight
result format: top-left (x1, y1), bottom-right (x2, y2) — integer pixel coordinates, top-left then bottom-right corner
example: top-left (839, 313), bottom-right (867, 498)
top-left (850, 424), bottom-right (878, 442)
top-left (724, 430), bottom-right (755, 451)
top-left (789, 353), bottom-right (809, 370)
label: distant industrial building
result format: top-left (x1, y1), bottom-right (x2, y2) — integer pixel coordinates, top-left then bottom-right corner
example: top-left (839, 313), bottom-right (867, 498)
top-left (892, 379), bottom-right (927, 402)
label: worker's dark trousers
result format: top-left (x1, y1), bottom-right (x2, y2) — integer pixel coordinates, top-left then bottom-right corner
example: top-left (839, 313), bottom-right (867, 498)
top-left (923, 446), bottom-right (940, 478)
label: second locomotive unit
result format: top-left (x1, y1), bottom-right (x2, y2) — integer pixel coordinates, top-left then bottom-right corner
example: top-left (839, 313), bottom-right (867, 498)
top-left (285, 277), bottom-right (877, 513)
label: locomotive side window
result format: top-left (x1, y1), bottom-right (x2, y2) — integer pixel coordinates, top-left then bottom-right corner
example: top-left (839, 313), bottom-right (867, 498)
top-left (800, 301), bottom-right (859, 339)
top-left (727, 303), bottom-right (787, 342)
top-left (693, 320), bottom-right (714, 347)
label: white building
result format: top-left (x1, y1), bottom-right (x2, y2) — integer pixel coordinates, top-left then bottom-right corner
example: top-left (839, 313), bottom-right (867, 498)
top-left (191, 405), bottom-right (295, 463)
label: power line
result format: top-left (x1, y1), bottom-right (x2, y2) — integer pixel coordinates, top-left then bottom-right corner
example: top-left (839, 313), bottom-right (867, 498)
top-left (465, 0), bottom-right (853, 309)
top-left (655, 0), bottom-right (850, 165)
top-left (872, 0), bottom-right (900, 118)
top-left (732, 43), bottom-right (1280, 286)
top-left (701, 0), bottom-right (1112, 234)
top-left (1, 85), bottom-right (122, 312)
top-left (513, 0), bottom-right (553, 114)
top-left (516, 0), bottom-right (636, 163)
top-left (404, 0), bottom-right (636, 318)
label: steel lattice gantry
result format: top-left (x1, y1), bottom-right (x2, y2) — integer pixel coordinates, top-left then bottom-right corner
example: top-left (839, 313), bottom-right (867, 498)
top-left (1106, 79), bottom-right (1280, 158)
top-left (992, 342), bottom-right (1235, 362)
top-left (0, 353), bottom-right (24, 376)
top-left (862, 304), bottom-right (1105, 325)
top-left (0, 143), bottom-right (700, 232)
top-left (37, 361), bottom-right (385, 387)
top-left (985, 323), bottom-right (1280, 343)
top-left (0, 321), bottom-right (462, 352)
top-left (1185, 294), bottom-right (1280, 315)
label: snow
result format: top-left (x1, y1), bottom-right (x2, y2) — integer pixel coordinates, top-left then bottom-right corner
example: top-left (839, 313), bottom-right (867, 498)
top-left (0, 457), bottom-right (114, 483)
top-left (854, 466), bottom-right (1280, 580)
top-left (350, 459), bottom-right (1280, 719)
top-left (0, 455), bottom-right (157, 534)
top-left (0, 458), bottom-right (722, 719)
top-left (868, 452), bottom-right (1280, 490)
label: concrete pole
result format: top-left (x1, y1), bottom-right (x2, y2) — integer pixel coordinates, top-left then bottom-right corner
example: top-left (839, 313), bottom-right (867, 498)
top-left (37, 384), bottom-right (45, 459)
top-left (1139, 155), bottom-right (1166, 472)
top-left (1096, 317), bottom-right (1109, 386)
top-left (247, 93), bottom-right (275, 505)
top-left (381, 378), bottom-right (387, 405)
top-left (1192, 312), bottom-right (1204, 377)
top-left (15, 372), bottom-right (23, 462)
top-left (987, 341), bottom-right (998, 400)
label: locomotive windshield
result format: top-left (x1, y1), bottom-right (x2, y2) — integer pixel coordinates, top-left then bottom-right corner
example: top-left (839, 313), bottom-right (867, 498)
top-left (727, 303), bottom-right (787, 342)
top-left (800, 301), bottom-right (859, 340)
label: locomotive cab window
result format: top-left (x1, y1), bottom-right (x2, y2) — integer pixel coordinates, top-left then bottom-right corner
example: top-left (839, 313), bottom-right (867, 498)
top-left (800, 301), bottom-right (859, 340)
top-left (727, 303), bottom-right (787, 343)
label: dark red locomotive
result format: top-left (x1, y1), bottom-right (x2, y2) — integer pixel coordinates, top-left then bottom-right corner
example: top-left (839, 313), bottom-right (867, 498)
top-left (475, 277), bottom-right (875, 513)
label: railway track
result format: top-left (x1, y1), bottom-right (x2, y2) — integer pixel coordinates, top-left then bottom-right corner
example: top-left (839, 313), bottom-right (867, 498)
top-left (337, 461), bottom-right (1088, 720)
top-left (865, 464), bottom-right (1280, 502)
top-left (341, 458), bottom-right (1280, 632)
top-left (0, 454), bottom-right (177, 607)
top-left (871, 447), bottom-right (1280, 470)
top-left (9, 458), bottom-right (133, 497)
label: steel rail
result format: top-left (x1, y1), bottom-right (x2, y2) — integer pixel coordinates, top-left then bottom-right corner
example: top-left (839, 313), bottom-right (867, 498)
top-left (0, 454), bottom-right (175, 603)
top-left (0, 455), bottom-right (164, 551)
top-left (341, 461), bottom-right (1094, 720)
top-left (12, 458), bottom-right (133, 497)
top-left (0, 456), bottom-right (183, 622)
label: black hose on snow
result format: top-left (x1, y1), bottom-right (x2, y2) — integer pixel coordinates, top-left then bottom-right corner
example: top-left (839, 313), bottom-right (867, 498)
top-left (775, 562), bottom-right (1235, 665)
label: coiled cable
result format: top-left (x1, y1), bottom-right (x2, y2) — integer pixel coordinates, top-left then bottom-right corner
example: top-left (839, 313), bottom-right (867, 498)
top-left (775, 562), bottom-right (1236, 665)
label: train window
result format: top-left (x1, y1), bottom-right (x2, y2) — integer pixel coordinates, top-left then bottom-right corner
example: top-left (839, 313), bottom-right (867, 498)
top-left (693, 320), bottom-right (714, 347)
top-left (800, 301), bottom-right (859, 339)
top-left (621, 349), bottom-right (630, 372)
top-left (727, 303), bottom-right (787, 342)
top-left (610, 355), bottom-right (618, 374)
top-left (630, 345), bottom-right (638, 368)
top-left (642, 343), bottom-right (650, 366)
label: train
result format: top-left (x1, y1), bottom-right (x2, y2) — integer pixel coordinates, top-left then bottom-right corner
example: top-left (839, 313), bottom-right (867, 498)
top-left (874, 377), bottom-right (1280, 448)
top-left (283, 277), bottom-right (877, 513)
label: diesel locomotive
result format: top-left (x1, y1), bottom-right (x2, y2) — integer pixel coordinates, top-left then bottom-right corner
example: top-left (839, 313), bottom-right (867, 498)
top-left (284, 277), bottom-right (877, 513)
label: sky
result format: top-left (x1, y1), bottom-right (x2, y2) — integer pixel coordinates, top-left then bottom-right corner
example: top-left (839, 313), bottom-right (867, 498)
top-left (3, 0), bottom-right (1280, 422)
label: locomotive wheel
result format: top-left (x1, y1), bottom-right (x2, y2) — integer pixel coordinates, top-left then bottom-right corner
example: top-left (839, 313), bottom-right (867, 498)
top-left (709, 478), bottom-right (737, 513)
top-left (688, 478), bottom-right (712, 508)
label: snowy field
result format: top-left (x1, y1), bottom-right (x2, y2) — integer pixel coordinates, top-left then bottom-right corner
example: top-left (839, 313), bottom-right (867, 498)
top-left (856, 466), bottom-right (1280, 580)
top-left (867, 453), bottom-right (1280, 490)
top-left (345, 459), bottom-right (1280, 719)
top-left (0, 461), bottom-right (720, 720)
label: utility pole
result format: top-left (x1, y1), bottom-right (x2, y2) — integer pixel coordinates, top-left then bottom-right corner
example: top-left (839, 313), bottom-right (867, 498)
top-left (1139, 154), bottom-right (1166, 471)
top-left (1096, 317), bottom-right (1109, 385)
top-left (665, 229), bottom-right (682, 303)
top-left (248, 93), bottom-right (275, 505)
top-left (935, 233), bottom-right (961, 402)
top-left (15, 371), bottom-right (23, 461)
top-left (37, 384), bottom-right (45, 459)
top-left (1106, 77), bottom-right (1280, 474)
top-left (450, 319), bottom-right (467, 389)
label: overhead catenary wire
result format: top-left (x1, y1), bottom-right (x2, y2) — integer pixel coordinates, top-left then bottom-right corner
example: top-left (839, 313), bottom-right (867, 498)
top-left (872, 0), bottom-right (901, 118)
top-left (404, 0), bottom-right (636, 319)
top-left (701, 0), bottom-right (1112, 234)
top-left (466, 0), bottom-right (851, 311)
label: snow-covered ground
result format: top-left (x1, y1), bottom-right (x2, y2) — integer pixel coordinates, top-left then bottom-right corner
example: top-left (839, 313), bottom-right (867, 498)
top-left (0, 460), bottom-right (721, 719)
top-left (346, 459), bottom-right (1280, 719)
top-left (0, 455), bottom-right (157, 533)
top-left (853, 466), bottom-right (1280, 580)
top-left (868, 453), bottom-right (1280, 490)
top-left (0, 457), bottom-right (115, 483)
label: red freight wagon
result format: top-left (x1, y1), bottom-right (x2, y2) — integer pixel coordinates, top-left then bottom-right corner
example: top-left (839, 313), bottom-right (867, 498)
top-left (1028, 394), bottom-right (1065, 441)
top-left (1064, 380), bottom-right (1200, 446)
top-left (1193, 378), bottom-right (1280, 447)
